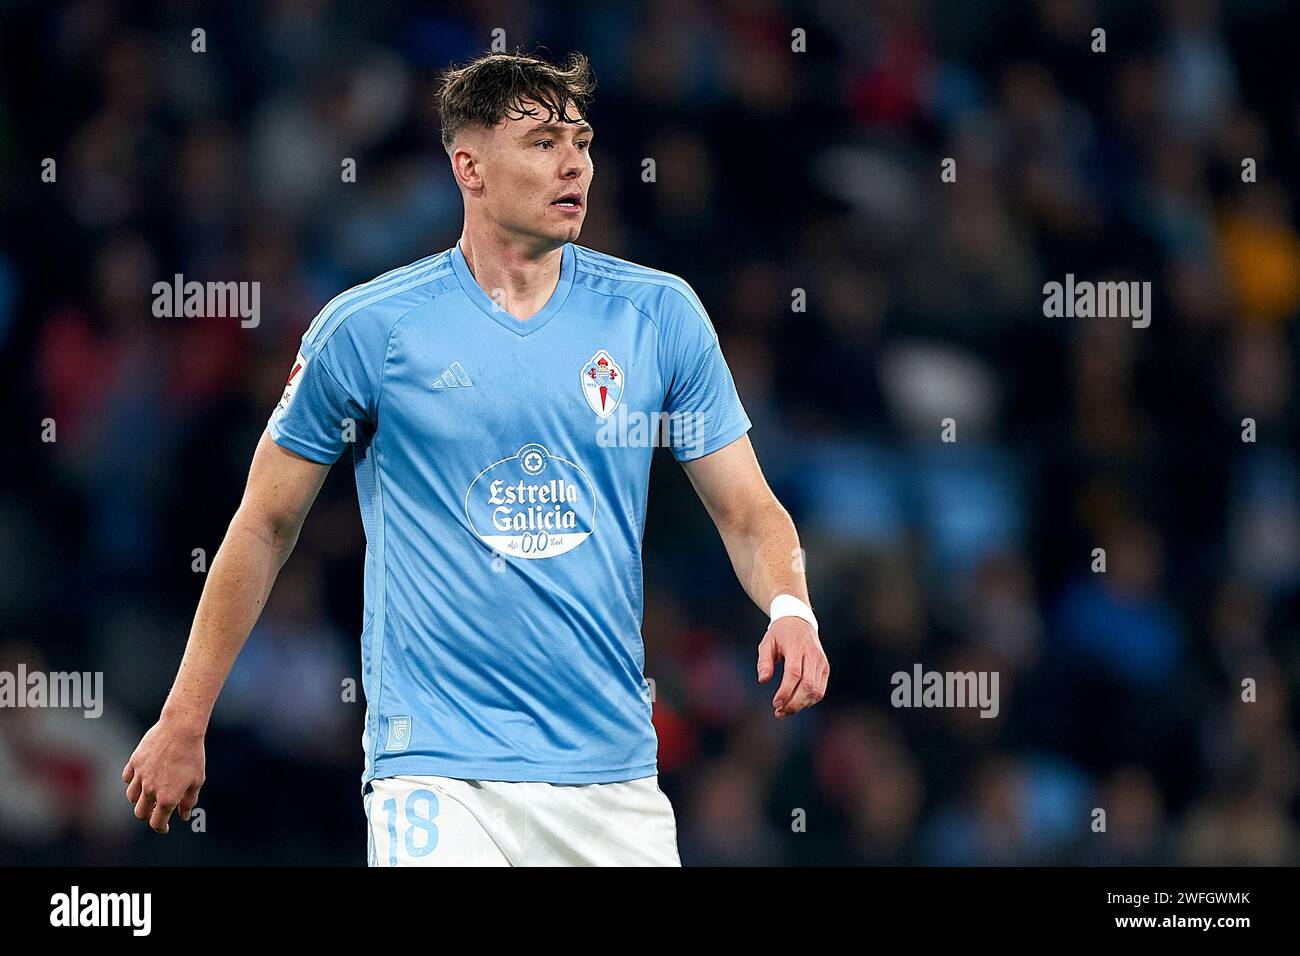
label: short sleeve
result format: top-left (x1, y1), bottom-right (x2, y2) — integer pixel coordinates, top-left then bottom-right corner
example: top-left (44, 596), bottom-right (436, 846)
top-left (659, 285), bottom-right (752, 462)
top-left (268, 311), bottom-right (383, 464)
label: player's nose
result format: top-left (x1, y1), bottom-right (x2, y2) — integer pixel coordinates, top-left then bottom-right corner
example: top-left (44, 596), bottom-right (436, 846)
top-left (560, 146), bottom-right (586, 175)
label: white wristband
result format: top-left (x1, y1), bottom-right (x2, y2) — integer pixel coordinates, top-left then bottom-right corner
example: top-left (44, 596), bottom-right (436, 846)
top-left (769, 593), bottom-right (818, 632)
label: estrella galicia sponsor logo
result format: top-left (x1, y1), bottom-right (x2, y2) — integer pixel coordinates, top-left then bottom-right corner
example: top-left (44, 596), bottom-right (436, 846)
top-left (464, 443), bottom-right (596, 558)
top-left (581, 349), bottom-right (623, 418)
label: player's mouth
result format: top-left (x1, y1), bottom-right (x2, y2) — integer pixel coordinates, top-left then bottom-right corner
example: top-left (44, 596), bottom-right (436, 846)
top-left (551, 192), bottom-right (583, 214)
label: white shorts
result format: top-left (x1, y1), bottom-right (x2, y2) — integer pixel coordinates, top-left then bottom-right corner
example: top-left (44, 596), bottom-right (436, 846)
top-left (363, 774), bottom-right (681, 867)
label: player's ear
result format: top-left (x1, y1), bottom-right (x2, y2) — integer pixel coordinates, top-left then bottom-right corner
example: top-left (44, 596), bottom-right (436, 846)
top-left (452, 144), bottom-right (483, 193)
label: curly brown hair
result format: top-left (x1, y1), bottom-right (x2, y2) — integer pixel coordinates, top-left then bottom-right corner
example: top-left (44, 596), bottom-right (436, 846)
top-left (436, 50), bottom-right (596, 154)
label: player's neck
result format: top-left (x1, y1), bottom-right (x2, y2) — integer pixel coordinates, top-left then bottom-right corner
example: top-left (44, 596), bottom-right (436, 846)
top-left (456, 229), bottom-right (565, 322)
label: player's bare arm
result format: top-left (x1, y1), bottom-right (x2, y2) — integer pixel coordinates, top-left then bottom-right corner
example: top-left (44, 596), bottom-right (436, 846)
top-left (121, 432), bottom-right (331, 834)
top-left (680, 434), bottom-right (828, 720)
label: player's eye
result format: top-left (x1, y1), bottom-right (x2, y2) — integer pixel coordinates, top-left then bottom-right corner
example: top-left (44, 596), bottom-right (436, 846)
top-left (534, 139), bottom-right (554, 149)
top-left (576, 140), bottom-right (590, 150)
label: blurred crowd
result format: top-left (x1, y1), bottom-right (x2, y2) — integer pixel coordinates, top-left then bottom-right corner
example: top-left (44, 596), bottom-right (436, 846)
top-left (2, 0), bottom-right (1299, 865)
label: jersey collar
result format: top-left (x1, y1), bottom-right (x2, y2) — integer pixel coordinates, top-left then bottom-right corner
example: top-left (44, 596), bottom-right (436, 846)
top-left (451, 240), bottom-right (575, 337)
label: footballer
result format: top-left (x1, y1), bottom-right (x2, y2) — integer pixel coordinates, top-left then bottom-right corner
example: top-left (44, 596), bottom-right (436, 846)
top-left (122, 50), bottom-right (829, 866)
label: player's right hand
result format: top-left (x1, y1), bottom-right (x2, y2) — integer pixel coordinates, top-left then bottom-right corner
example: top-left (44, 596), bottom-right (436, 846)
top-left (122, 718), bottom-right (206, 835)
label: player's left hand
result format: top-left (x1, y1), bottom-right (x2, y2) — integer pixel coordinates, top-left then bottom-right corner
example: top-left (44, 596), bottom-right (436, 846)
top-left (757, 617), bottom-right (828, 719)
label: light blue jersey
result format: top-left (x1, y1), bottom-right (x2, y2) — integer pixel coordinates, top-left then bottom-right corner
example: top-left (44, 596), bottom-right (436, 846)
top-left (267, 241), bottom-right (751, 790)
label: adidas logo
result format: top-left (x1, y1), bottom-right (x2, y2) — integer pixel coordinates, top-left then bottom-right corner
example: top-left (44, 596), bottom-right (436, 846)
top-left (432, 361), bottom-right (473, 389)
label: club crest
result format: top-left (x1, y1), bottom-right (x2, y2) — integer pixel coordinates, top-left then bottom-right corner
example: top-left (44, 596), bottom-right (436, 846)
top-left (581, 349), bottom-right (623, 418)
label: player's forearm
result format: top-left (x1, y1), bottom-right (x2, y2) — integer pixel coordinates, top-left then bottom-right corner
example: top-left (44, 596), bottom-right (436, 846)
top-left (160, 509), bottom-right (300, 734)
top-left (715, 498), bottom-right (810, 613)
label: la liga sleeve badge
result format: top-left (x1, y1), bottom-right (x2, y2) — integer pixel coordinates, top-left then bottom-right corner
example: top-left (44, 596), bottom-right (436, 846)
top-left (278, 351), bottom-right (308, 410)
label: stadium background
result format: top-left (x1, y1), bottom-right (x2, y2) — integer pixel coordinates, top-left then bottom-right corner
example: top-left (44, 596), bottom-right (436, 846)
top-left (2, 0), bottom-right (1299, 865)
